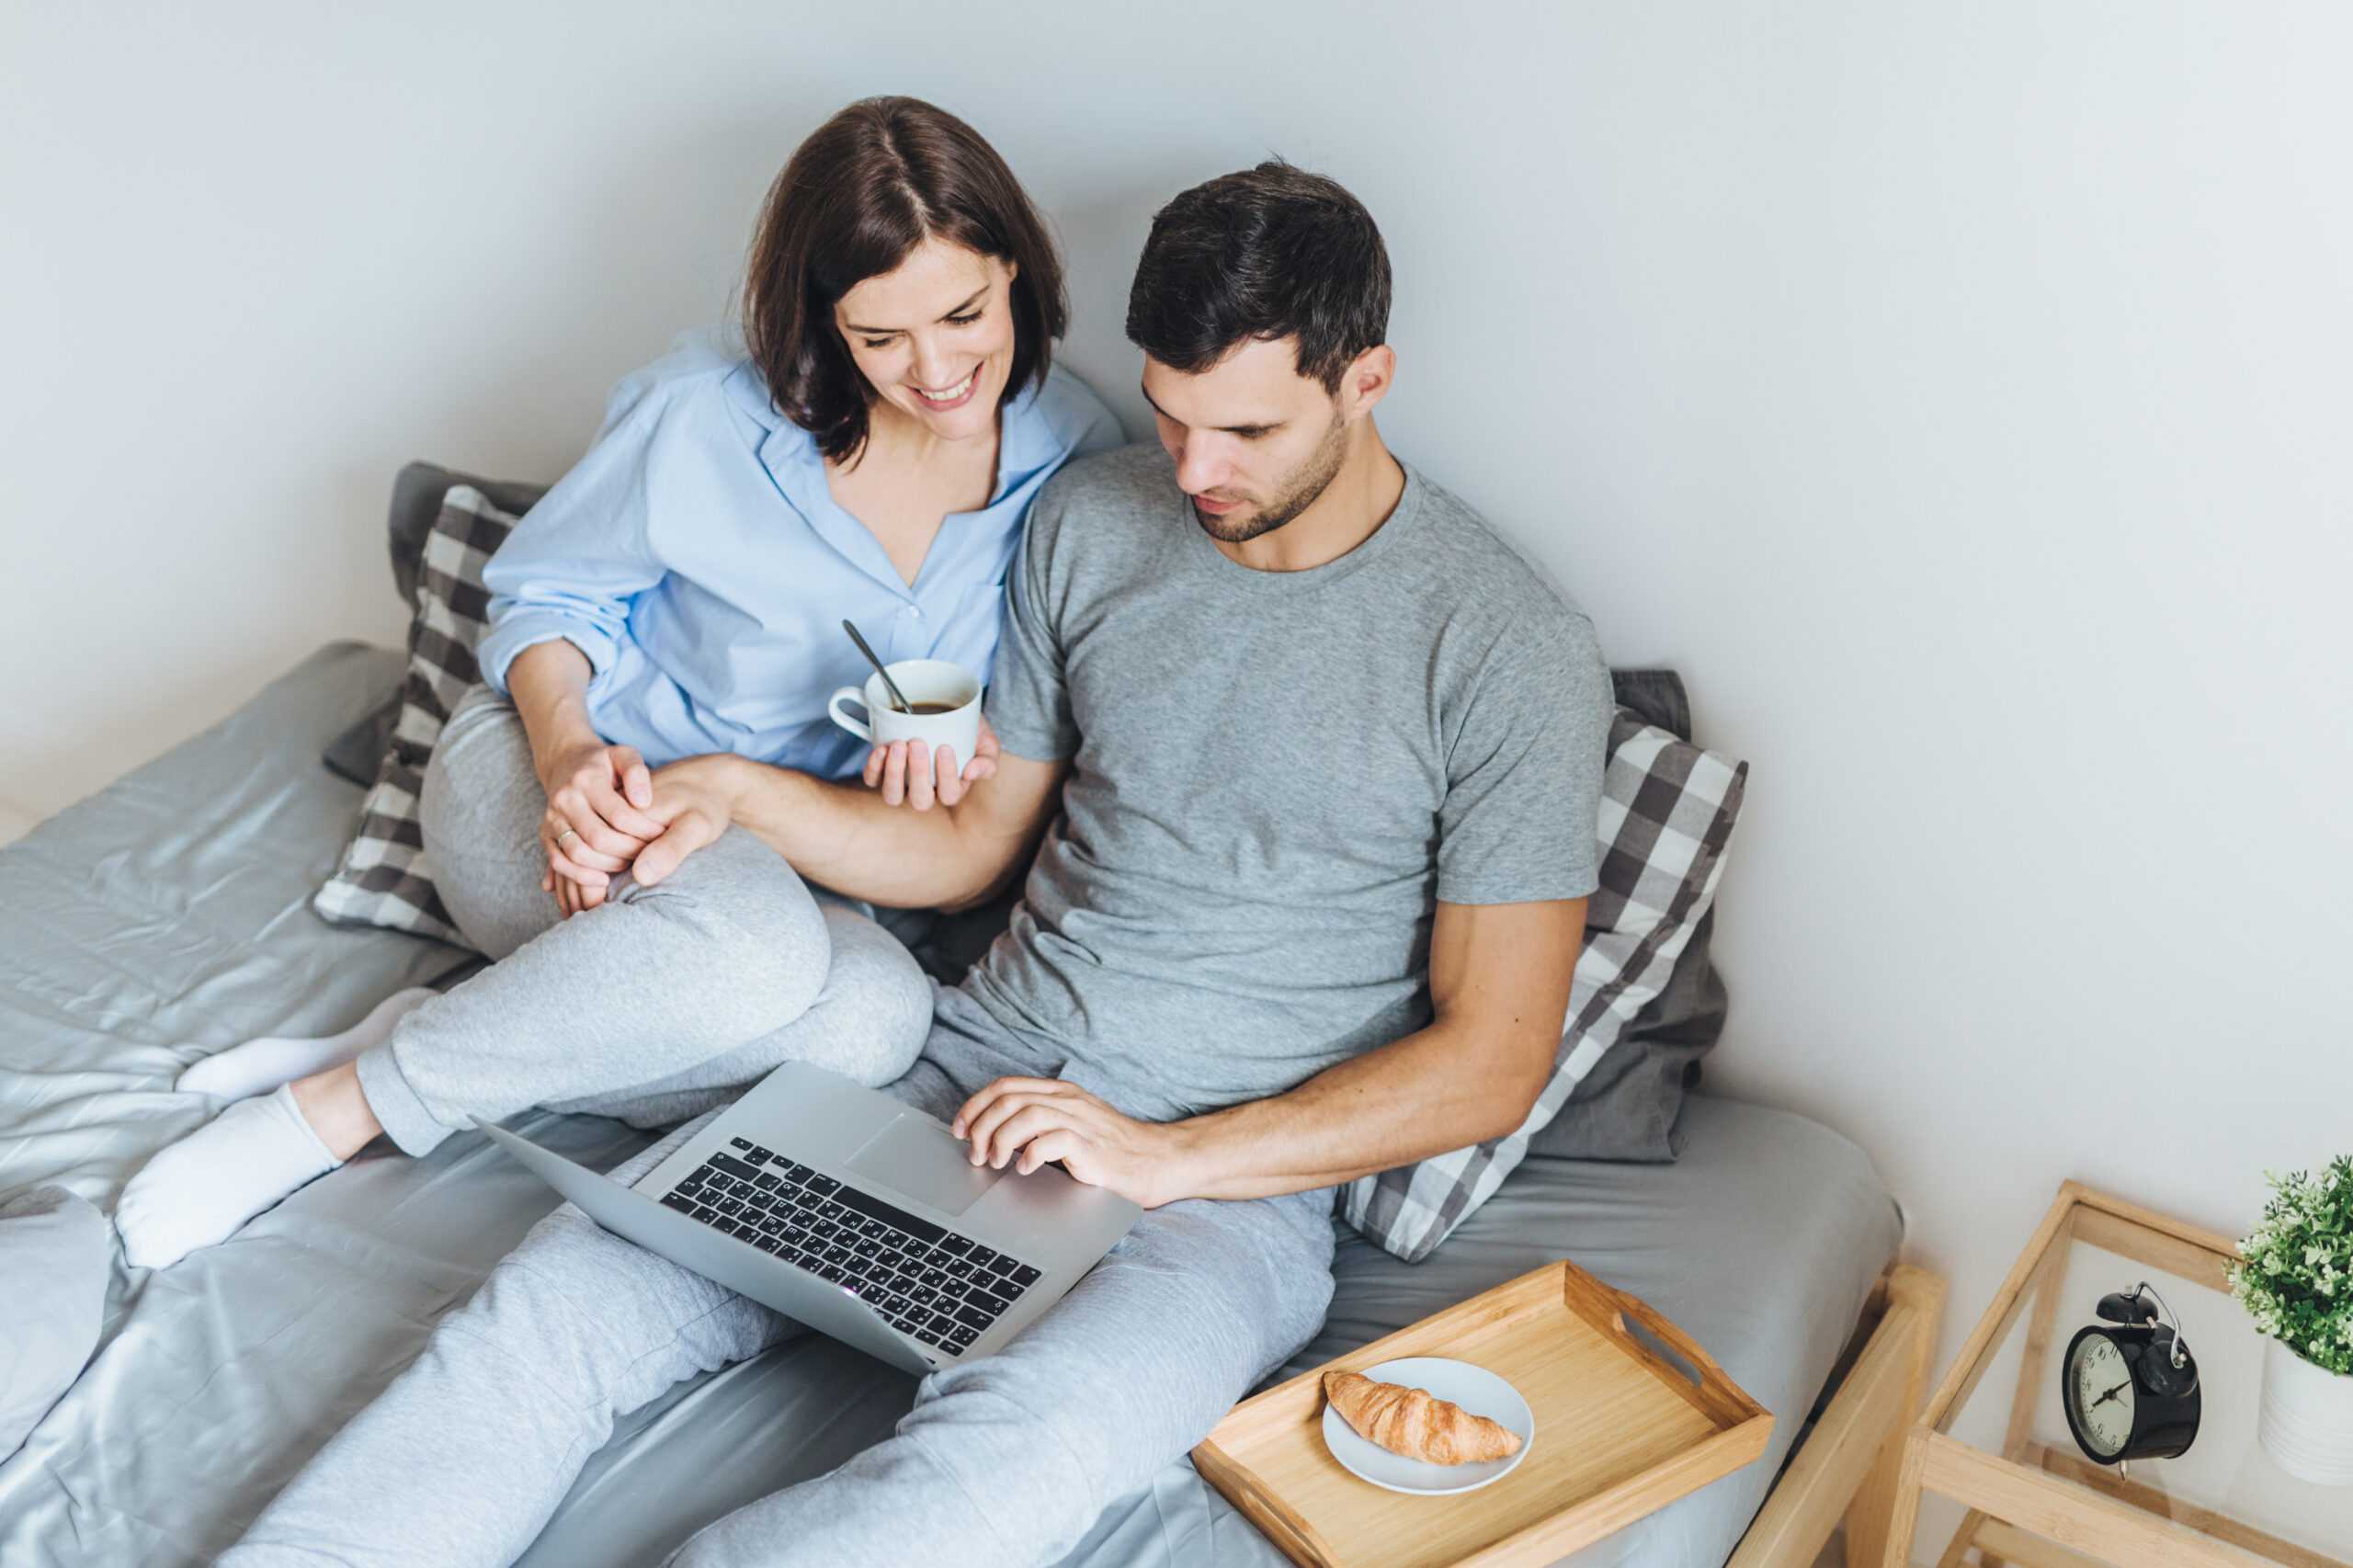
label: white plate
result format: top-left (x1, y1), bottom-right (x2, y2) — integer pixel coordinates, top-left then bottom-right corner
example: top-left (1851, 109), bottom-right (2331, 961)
top-left (1320, 1357), bottom-right (1536, 1495)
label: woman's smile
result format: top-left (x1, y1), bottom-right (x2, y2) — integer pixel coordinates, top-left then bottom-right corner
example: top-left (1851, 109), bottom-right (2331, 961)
top-left (911, 364), bottom-right (983, 411)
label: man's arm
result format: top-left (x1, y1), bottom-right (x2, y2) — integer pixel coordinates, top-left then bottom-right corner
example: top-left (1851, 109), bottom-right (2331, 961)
top-left (954, 896), bottom-right (1586, 1207)
top-left (631, 747), bottom-right (1068, 913)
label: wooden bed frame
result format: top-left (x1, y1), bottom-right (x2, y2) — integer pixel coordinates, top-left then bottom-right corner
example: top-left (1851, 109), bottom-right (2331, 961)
top-left (1725, 1263), bottom-right (1949, 1568)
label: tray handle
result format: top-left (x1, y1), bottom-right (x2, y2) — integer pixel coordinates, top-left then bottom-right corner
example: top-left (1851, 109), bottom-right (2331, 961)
top-left (1600, 1281), bottom-right (1756, 1423)
top-left (1191, 1439), bottom-right (1346, 1568)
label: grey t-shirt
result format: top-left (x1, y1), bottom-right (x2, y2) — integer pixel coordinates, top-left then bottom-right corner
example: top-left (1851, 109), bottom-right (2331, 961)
top-left (965, 443), bottom-right (1611, 1122)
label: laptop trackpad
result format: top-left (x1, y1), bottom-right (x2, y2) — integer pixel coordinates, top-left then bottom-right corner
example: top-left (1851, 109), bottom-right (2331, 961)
top-left (844, 1114), bottom-right (1005, 1218)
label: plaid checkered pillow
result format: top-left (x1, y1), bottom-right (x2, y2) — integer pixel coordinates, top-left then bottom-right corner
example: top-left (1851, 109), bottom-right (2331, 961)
top-left (313, 486), bottom-right (521, 944)
top-left (1340, 710), bottom-right (1747, 1262)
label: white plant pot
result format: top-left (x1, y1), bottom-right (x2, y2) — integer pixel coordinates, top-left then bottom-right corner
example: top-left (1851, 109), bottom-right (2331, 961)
top-left (2259, 1334), bottom-right (2353, 1486)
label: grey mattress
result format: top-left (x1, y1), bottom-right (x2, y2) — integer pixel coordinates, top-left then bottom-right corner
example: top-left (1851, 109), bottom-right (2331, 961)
top-left (0, 644), bottom-right (1902, 1568)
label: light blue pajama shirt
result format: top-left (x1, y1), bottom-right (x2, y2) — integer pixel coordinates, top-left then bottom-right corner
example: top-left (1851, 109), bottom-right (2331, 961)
top-left (475, 329), bottom-right (1123, 778)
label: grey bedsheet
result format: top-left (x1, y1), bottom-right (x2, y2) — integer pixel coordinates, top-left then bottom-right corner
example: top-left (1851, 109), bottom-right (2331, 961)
top-left (0, 643), bottom-right (1902, 1568)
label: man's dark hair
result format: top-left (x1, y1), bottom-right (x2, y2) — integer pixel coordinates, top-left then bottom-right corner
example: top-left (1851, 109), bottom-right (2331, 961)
top-left (744, 97), bottom-right (1069, 463)
top-left (1125, 160), bottom-right (1391, 392)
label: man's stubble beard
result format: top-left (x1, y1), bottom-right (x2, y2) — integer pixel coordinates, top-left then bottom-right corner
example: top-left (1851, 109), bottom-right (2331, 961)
top-left (1190, 407), bottom-right (1349, 545)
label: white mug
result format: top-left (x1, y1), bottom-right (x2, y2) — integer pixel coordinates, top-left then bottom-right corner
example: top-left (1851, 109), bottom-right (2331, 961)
top-left (828, 658), bottom-right (983, 772)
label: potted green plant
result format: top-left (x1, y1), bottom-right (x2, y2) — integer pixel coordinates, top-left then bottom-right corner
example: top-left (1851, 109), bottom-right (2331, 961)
top-left (2230, 1154), bottom-right (2353, 1486)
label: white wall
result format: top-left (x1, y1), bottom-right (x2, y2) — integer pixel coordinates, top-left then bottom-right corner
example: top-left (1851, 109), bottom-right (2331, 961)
top-left (7, 2), bottom-right (2350, 1552)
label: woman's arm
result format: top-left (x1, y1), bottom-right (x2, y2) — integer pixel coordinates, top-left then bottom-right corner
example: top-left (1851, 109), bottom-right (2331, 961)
top-left (506, 639), bottom-right (666, 914)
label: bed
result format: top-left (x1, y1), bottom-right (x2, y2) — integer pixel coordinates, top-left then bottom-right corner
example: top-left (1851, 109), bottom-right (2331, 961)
top-left (0, 642), bottom-right (1920, 1568)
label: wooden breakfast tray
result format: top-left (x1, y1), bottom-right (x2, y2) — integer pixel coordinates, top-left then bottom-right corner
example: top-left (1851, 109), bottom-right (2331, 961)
top-left (1193, 1259), bottom-right (1773, 1568)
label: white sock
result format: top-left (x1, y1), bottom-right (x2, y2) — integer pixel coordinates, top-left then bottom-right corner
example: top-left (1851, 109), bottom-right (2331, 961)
top-left (177, 987), bottom-right (437, 1101)
top-left (117, 1084), bottom-right (343, 1270)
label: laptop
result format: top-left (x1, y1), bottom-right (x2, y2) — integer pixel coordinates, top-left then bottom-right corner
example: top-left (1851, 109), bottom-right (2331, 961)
top-left (475, 1059), bottom-right (1142, 1378)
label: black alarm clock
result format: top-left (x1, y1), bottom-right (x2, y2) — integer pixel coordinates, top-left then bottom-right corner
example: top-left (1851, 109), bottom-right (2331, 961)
top-left (2061, 1282), bottom-right (2200, 1466)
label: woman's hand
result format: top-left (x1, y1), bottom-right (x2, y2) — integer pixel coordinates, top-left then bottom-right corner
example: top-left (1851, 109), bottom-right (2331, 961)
top-left (508, 640), bottom-right (665, 915)
top-left (862, 713), bottom-right (1001, 810)
top-left (536, 739), bottom-right (665, 913)
top-left (949, 1077), bottom-right (1192, 1209)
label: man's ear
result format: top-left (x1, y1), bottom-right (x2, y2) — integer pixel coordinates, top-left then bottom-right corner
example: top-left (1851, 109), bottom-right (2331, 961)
top-left (1340, 345), bottom-right (1396, 420)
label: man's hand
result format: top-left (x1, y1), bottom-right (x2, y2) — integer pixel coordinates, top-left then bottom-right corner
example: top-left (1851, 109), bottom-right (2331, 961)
top-left (627, 755), bottom-right (739, 888)
top-left (537, 739), bottom-right (665, 912)
top-left (863, 713), bottom-right (1002, 810)
top-left (951, 1077), bottom-right (1189, 1209)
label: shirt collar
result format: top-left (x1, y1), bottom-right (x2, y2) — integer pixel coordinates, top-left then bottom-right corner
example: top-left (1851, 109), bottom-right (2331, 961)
top-left (739, 363), bottom-right (1048, 514)
top-left (733, 360), bottom-right (1048, 594)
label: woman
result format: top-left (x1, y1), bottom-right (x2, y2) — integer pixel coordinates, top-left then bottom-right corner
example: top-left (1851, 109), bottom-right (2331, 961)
top-left (119, 97), bottom-right (1121, 1269)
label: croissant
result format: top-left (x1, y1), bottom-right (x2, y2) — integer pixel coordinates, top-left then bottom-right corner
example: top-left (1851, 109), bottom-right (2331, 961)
top-left (1323, 1370), bottom-right (1524, 1465)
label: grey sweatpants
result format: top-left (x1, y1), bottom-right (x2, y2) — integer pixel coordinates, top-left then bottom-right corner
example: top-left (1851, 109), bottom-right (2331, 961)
top-left (355, 687), bottom-right (935, 1153)
top-left (224, 990), bottom-right (1339, 1568)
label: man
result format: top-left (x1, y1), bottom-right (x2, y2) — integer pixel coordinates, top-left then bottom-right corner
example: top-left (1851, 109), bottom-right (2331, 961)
top-left (226, 161), bottom-right (1613, 1568)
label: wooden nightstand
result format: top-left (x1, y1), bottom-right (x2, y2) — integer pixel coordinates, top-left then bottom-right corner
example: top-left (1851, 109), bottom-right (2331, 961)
top-left (1728, 1263), bottom-right (1949, 1568)
top-left (1881, 1182), bottom-right (2351, 1568)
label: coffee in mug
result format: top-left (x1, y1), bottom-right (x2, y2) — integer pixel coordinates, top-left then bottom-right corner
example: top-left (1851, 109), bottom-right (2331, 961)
top-left (828, 658), bottom-right (983, 773)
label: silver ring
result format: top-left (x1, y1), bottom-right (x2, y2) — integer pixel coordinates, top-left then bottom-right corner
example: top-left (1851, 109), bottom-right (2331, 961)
top-left (555, 828), bottom-right (579, 846)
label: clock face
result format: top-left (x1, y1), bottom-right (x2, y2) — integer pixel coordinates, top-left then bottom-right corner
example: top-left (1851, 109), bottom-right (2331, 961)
top-left (2068, 1333), bottom-right (2135, 1458)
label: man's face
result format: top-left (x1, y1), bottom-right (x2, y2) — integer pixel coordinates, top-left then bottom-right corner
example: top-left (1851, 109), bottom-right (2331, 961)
top-left (1142, 338), bottom-right (1351, 544)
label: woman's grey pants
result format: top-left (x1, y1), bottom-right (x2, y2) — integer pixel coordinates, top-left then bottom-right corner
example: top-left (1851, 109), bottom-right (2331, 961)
top-left (222, 993), bottom-right (1340, 1568)
top-left (353, 687), bottom-right (936, 1152)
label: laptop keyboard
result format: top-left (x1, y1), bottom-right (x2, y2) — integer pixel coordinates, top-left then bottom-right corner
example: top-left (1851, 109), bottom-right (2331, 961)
top-left (656, 1136), bottom-right (1044, 1356)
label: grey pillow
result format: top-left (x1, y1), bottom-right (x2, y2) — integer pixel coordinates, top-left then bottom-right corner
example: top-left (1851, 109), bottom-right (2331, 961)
top-left (1529, 906), bottom-right (1724, 1161)
top-left (385, 461), bottom-right (551, 612)
top-left (324, 462), bottom-right (549, 784)
top-left (314, 485), bottom-right (527, 941)
top-left (0, 1187), bottom-right (109, 1461)
top-left (322, 693), bottom-right (403, 788)
top-left (1341, 700), bottom-right (1746, 1261)
top-left (1526, 668), bottom-right (1732, 1163)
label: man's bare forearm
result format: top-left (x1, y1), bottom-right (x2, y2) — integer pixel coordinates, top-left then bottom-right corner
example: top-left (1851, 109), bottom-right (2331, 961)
top-left (1150, 895), bottom-right (1585, 1203)
top-left (725, 761), bottom-right (994, 908)
top-left (691, 751), bottom-right (1058, 911)
top-left (1158, 1017), bottom-right (1554, 1201)
top-left (946, 900), bottom-right (1586, 1210)
top-left (1157, 890), bottom-right (1581, 1196)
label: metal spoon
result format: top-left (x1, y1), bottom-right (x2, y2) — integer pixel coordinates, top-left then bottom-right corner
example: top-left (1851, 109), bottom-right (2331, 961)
top-left (841, 619), bottom-right (914, 713)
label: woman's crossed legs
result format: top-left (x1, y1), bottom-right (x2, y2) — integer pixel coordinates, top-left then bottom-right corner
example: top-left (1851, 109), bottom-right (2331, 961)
top-left (118, 690), bottom-right (934, 1268)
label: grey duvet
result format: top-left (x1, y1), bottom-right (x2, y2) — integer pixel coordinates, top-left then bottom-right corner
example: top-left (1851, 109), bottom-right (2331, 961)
top-left (0, 643), bottom-right (1901, 1568)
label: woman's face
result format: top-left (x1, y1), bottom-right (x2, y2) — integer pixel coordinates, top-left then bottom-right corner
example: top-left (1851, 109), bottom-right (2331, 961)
top-left (835, 238), bottom-right (1019, 445)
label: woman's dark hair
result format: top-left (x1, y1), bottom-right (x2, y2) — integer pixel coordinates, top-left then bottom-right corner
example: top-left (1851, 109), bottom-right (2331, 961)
top-left (1125, 160), bottom-right (1391, 392)
top-left (745, 97), bottom-right (1068, 463)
